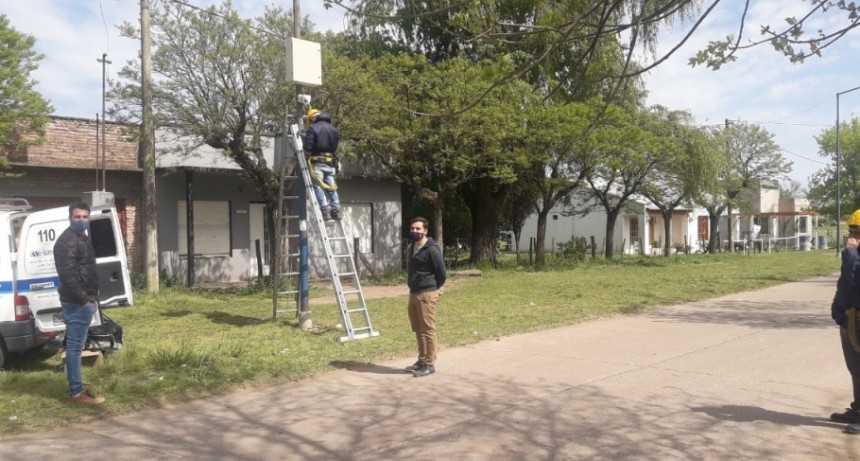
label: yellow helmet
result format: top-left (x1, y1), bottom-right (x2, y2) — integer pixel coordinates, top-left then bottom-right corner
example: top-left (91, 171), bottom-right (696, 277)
top-left (305, 109), bottom-right (320, 126)
top-left (849, 210), bottom-right (860, 227)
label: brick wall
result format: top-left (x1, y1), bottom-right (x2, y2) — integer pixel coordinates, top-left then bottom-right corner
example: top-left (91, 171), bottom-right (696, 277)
top-left (10, 116), bottom-right (139, 171)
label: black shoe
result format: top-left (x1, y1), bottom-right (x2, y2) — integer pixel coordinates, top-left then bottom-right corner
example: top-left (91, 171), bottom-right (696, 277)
top-left (845, 423), bottom-right (860, 434)
top-left (831, 408), bottom-right (860, 424)
top-left (321, 210), bottom-right (333, 221)
top-left (411, 364), bottom-right (435, 377)
top-left (404, 360), bottom-right (424, 372)
top-left (331, 210), bottom-right (341, 221)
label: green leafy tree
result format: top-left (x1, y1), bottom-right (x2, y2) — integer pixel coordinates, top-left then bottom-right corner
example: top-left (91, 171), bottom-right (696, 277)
top-left (580, 105), bottom-right (658, 259)
top-left (0, 14), bottom-right (53, 176)
top-left (639, 108), bottom-right (719, 256)
top-left (808, 118), bottom-right (860, 220)
top-left (721, 122), bottom-right (792, 249)
top-left (524, 100), bottom-right (600, 267)
top-left (111, 2), bottom-right (315, 276)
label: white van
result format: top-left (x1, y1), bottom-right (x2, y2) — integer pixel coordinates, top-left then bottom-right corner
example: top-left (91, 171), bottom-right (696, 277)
top-left (0, 191), bottom-right (133, 368)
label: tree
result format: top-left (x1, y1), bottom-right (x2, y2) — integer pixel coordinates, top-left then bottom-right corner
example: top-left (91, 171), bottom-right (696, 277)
top-left (524, 101), bottom-right (598, 267)
top-left (0, 14), bottom-right (53, 175)
top-left (721, 122), bottom-right (792, 249)
top-left (341, 52), bottom-right (536, 260)
top-left (639, 108), bottom-right (719, 256)
top-left (581, 104), bottom-right (658, 259)
top-left (779, 179), bottom-right (805, 199)
top-left (335, 0), bottom-right (860, 91)
top-left (112, 2), bottom-right (313, 277)
top-left (335, 0), bottom-right (699, 104)
top-left (808, 117), bottom-right (860, 220)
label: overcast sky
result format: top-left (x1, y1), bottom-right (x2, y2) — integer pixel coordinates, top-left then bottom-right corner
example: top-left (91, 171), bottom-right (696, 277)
top-left (5, 0), bottom-right (860, 190)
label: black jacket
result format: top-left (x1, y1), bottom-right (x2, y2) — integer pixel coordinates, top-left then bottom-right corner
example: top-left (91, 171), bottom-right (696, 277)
top-left (833, 248), bottom-right (860, 327)
top-left (407, 238), bottom-right (446, 294)
top-left (53, 226), bottom-right (99, 305)
top-left (302, 112), bottom-right (339, 154)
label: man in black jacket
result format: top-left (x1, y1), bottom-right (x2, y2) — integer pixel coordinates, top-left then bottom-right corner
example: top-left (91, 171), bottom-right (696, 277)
top-left (404, 217), bottom-right (446, 377)
top-left (302, 108), bottom-right (341, 221)
top-left (53, 201), bottom-right (104, 404)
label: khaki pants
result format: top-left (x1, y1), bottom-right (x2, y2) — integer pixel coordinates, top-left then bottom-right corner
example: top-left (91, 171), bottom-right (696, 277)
top-left (408, 290), bottom-right (441, 366)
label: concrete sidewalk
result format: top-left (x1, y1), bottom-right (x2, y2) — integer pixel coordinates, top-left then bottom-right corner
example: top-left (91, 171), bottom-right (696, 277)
top-left (2, 276), bottom-right (859, 460)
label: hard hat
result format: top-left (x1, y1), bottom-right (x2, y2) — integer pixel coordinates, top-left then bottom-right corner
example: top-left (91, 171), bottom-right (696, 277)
top-left (305, 109), bottom-right (320, 126)
top-left (848, 209), bottom-right (860, 227)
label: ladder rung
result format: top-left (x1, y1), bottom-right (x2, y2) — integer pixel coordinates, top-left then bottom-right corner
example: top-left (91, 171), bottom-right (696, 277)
top-left (337, 272), bottom-right (356, 277)
top-left (337, 331), bottom-right (380, 343)
top-left (347, 308), bottom-right (368, 313)
top-left (341, 290), bottom-right (361, 295)
top-left (333, 254), bottom-right (352, 258)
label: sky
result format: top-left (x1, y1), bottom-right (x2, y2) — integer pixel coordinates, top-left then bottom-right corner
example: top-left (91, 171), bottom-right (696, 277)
top-left (4, 0), bottom-right (860, 190)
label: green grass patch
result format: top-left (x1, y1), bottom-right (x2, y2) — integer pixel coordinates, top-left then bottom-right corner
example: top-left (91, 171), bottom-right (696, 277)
top-left (0, 250), bottom-right (839, 433)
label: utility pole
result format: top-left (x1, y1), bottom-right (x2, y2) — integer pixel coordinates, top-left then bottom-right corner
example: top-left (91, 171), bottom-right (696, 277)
top-left (97, 53), bottom-right (111, 191)
top-left (141, 0), bottom-right (160, 291)
top-left (725, 118), bottom-right (735, 253)
top-left (293, 0), bottom-right (313, 331)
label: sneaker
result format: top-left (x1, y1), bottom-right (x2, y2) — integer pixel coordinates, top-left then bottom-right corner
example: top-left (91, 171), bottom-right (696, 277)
top-left (845, 423), bottom-right (860, 434)
top-left (411, 364), bottom-right (436, 377)
top-left (831, 408), bottom-right (860, 424)
top-left (331, 210), bottom-right (341, 221)
top-left (70, 385), bottom-right (105, 405)
top-left (321, 210), bottom-right (333, 221)
top-left (404, 360), bottom-right (424, 372)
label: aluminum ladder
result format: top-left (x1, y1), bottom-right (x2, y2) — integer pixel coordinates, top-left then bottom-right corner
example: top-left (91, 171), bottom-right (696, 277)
top-left (273, 124), bottom-right (380, 343)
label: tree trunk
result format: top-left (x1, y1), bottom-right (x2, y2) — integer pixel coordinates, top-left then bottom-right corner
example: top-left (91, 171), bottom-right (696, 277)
top-left (430, 197), bottom-right (444, 249)
top-left (707, 209), bottom-right (722, 253)
top-left (605, 209), bottom-right (620, 259)
top-left (461, 177), bottom-right (507, 264)
top-left (535, 209), bottom-right (549, 268)
top-left (662, 209), bottom-right (673, 257)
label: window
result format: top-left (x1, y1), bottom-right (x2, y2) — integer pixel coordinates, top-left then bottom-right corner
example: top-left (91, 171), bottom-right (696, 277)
top-left (90, 217), bottom-right (117, 258)
top-left (178, 201), bottom-right (231, 255)
top-left (341, 203), bottom-right (373, 253)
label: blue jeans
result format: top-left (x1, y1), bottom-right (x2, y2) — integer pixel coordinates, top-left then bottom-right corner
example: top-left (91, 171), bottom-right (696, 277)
top-left (62, 301), bottom-right (95, 396)
top-left (311, 163), bottom-right (339, 212)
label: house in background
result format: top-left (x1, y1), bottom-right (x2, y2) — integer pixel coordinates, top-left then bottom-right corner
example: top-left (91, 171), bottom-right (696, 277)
top-left (155, 131), bottom-right (402, 282)
top-left (2, 116), bottom-right (403, 284)
top-left (519, 193), bottom-right (704, 256)
top-left (517, 178), bottom-right (820, 257)
top-left (722, 179), bottom-right (819, 250)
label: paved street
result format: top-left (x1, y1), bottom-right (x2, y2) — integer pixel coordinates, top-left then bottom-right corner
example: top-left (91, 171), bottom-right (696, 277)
top-left (1, 275), bottom-right (858, 460)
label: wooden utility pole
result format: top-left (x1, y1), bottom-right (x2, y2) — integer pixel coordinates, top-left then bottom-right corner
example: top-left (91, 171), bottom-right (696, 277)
top-left (141, 0), bottom-right (160, 291)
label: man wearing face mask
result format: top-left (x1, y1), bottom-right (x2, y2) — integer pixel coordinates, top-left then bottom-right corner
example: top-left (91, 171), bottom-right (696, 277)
top-left (53, 201), bottom-right (104, 404)
top-left (404, 217), bottom-right (446, 377)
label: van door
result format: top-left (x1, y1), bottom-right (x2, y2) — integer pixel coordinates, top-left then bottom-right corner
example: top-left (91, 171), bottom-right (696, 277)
top-left (16, 197), bottom-right (133, 334)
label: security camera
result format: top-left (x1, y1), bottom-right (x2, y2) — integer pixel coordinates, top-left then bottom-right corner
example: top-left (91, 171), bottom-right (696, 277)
top-left (297, 94), bottom-right (312, 105)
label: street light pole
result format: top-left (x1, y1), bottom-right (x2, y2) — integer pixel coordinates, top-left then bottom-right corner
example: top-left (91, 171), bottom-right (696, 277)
top-left (836, 85), bottom-right (860, 255)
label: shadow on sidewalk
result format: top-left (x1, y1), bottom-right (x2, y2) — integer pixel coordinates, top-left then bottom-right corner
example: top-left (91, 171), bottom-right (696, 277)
top-left (691, 404), bottom-right (841, 429)
top-left (329, 360), bottom-right (407, 375)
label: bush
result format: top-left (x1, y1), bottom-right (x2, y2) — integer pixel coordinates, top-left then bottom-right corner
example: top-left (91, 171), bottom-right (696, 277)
top-left (557, 237), bottom-right (590, 262)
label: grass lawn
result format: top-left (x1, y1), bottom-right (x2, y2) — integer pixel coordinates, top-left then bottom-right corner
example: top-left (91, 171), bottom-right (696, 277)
top-left (0, 249), bottom-right (841, 434)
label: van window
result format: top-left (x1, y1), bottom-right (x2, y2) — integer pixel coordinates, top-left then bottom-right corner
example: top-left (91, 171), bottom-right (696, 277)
top-left (90, 218), bottom-right (118, 258)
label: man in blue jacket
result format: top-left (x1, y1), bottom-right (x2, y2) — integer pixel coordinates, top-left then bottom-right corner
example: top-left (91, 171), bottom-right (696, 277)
top-left (404, 217), bottom-right (446, 377)
top-left (302, 108), bottom-right (341, 221)
top-left (831, 209), bottom-right (860, 433)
